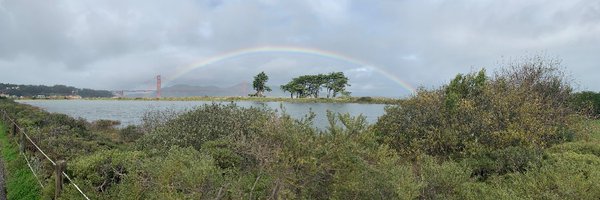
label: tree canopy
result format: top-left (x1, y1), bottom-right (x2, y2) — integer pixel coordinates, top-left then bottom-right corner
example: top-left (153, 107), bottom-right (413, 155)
top-left (280, 72), bottom-right (350, 98)
top-left (252, 71), bottom-right (271, 97)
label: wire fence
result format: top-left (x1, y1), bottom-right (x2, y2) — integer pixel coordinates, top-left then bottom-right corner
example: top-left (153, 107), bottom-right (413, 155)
top-left (0, 109), bottom-right (91, 200)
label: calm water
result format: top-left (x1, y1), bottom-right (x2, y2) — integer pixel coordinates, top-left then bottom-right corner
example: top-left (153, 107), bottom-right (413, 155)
top-left (17, 100), bottom-right (387, 129)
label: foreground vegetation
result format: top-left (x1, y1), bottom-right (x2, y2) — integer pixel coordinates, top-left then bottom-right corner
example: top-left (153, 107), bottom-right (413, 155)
top-left (0, 124), bottom-right (41, 199)
top-left (570, 91), bottom-right (600, 118)
top-left (0, 57), bottom-right (599, 199)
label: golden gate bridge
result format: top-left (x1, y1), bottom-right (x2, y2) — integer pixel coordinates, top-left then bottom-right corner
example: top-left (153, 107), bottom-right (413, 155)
top-left (112, 75), bottom-right (251, 98)
top-left (112, 75), bottom-right (162, 98)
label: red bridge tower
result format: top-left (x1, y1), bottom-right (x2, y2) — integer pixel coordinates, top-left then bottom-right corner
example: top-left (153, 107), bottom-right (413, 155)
top-left (156, 75), bottom-right (162, 98)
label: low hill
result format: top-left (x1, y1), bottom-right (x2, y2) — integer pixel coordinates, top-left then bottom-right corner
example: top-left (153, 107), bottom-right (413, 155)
top-left (0, 83), bottom-right (113, 98)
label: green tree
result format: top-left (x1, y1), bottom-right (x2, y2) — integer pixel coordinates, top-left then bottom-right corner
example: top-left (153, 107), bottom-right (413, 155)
top-left (252, 71), bottom-right (271, 97)
top-left (280, 83), bottom-right (294, 98)
top-left (304, 74), bottom-right (326, 98)
top-left (328, 72), bottom-right (350, 98)
top-left (281, 72), bottom-right (350, 99)
top-left (280, 81), bottom-right (302, 98)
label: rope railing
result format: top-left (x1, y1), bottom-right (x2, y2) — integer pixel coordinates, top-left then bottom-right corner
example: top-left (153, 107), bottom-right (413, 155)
top-left (21, 129), bottom-right (56, 166)
top-left (22, 151), bottom-right (44, 188)
top-left (0, 109), bottom-right (91, 199)
top-left (63, 172), bottom-right (91, 200)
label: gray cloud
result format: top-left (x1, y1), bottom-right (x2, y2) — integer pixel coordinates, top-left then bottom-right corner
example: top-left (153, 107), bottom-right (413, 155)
top-left (0, 0), bottom-right (599, 97)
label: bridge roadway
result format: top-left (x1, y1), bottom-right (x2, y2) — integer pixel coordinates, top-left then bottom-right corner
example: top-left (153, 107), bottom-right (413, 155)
top-left (111, 90), bottom-right (155, 97)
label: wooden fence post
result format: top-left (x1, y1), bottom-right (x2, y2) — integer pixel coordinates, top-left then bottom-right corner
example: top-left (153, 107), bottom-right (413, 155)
top-left (19, 128), bottom-right (25, 153)
top-left (12, 123), bottom-right (17, 137)
top-left (55, 160), bottom-right (66, 199)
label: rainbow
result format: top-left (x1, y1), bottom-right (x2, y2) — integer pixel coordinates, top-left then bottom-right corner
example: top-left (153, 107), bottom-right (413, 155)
top-left (166, 46), bottom-right (416, 94)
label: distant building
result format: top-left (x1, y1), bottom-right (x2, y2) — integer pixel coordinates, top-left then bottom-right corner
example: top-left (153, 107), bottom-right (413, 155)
top-left (66, 95), bottom-right (82, 99)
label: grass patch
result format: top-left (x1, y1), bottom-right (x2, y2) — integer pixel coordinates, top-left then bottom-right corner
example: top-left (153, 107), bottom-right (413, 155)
top-left (0, 123), bottom-right (41, 199)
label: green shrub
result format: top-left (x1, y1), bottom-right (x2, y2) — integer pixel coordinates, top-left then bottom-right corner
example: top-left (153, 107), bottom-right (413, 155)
top-left (570, 91), bottom-right (600, 118)
top-left (68, 150), bottom-right (146, 196)
top-left (136, 146), bottom-right (223, 199)
top-left (578, 119), bottom-right (600, 141)
top-left (547, 141), bottom-right (600, 157)
top-left (62, 147), bottom-right (224, 199)
top-left (119, 125), bottom-right (143, 143)
top-left (417, 156), bottom-right (472, 200)
top-left (485, 152), bottom-right (600, 199)
top-left (92, 119), bottom-right (121, 130)
top-left (201, 139), bottom-right (247, 170)
top-left (136, 103), bottom-right (274, 151)
top-left (463, 146), bottom-right (544, 180)
top-left (357, 96), bottom-right (373, 102)
top-left (375, 57), bottom-right (577, 159)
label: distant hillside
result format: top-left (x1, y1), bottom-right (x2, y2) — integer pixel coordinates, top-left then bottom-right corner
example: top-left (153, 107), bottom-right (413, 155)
top-left (161, 83), bottom-right (250, 97)
top-left (0, 83), bottom-right (113, 98)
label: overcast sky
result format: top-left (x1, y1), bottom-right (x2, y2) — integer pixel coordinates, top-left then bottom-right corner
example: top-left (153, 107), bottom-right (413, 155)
top-left (1, 0), bottom-right (599, 97)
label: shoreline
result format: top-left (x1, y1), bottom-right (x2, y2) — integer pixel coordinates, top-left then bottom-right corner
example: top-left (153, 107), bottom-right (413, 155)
top-left (17, 96), bottom-right (406, 104)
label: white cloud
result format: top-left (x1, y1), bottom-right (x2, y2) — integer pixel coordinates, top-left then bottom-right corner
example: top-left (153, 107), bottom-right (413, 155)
top-left (307, 0), bottom-right (349, 22)
top-left (401, 54), bottom-right (419, 61)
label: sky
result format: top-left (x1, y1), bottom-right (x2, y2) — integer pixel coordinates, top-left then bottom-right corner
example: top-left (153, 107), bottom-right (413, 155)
top-left (0, 0), bottom-right (599, 97)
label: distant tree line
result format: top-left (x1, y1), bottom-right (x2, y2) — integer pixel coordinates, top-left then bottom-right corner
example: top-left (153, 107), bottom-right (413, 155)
top-left (280, 72), bottom-right (350, 98)
top-left (0, 83), bottom-right (113, 98)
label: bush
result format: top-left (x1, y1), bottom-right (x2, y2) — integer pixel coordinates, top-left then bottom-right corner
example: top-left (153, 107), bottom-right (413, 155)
top-left (69, 150), bottom-right (146, 195)
top-left (119, 125), bottom-right (143, 143)
top-left (92, 119), bottom-right (121, 130)
top-left (463, 146), bottom-right (544, 180)
top-left (134, 147), bottom-right (223, 199)
top-left (547, 141), bottom-right (600, 157)
top-left (485, 152), bottom-right (600, 199)
top-left (570, 91), bottom-right (600, 118)
top-left (136, 103), bottom-right (274, 151)
top-left (357, 96), bottom-right (373, 102)
top-left (375, 57), bottom-right (577, 159)
top-left (63, 147), bottom-right (224, 199)
top-left (417, 155), bottom-right (471, 200)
